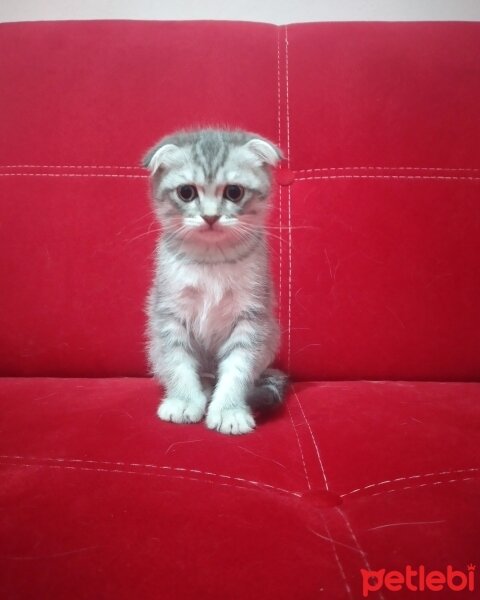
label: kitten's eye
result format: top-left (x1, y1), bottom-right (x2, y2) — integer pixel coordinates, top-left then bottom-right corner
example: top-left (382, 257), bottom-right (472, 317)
top-left (223, 185), bottom-right (244, 203)
top-left (177, 185), bottom-right (198, 202)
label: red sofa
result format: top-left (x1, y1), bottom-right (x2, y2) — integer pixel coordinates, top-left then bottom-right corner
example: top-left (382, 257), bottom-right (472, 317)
top-left (1, 20), bottom-right (479, 600)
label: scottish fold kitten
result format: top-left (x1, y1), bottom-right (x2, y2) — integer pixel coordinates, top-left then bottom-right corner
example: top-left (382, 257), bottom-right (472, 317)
top-left (143, 128), bottom-right (287, 435)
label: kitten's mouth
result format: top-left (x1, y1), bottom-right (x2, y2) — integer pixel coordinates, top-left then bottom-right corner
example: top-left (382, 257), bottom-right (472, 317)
top-left (181, 224), bottom-right (240, 247)
top-left (194, 224), bottom-right (236, 246)
top-left (200, 225), bottom-right (225, 235)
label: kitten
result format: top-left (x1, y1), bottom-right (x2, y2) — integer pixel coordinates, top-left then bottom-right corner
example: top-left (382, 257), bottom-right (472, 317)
top-left (143, 128), bottom-right (287, 435)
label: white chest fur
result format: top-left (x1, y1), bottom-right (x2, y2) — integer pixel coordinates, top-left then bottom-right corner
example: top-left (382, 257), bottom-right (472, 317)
top-left (162, 256), bottom-right (258, 348)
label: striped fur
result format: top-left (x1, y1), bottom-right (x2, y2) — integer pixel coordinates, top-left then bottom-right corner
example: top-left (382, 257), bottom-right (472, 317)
top-left (144, 128), bottom-right (286, 435)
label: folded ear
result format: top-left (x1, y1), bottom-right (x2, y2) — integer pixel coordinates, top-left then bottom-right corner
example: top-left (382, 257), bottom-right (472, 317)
top-left (243, 138), bottom-right (283, 167)
top-left (142, 143), bottom-right (185, 174)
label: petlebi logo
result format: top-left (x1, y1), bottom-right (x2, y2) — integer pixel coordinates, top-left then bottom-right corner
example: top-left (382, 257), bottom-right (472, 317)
top-left (361, 564), bottom-right (476, 596)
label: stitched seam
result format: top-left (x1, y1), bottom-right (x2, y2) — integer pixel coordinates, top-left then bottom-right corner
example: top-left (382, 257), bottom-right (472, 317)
top-left (292, 392), bottom-right (375, 597)
top-left (292, 389), bottom-right (329, 490)
top-left (336, 508), bottom-right (386, 600)
top-left (286, 399), bottom-right (311, 490)
top-left (276, 28), bottom-right (282, 161)
top-left (287, 186), bottom-right (292, 367)
top-left (0, 455), bottom-right (301, 498)
top-left (284, 27), bottom-right (291, 168)
top-left (297, 166), bottom-right (480, 173)
top-left (0, 173), bottom-right (148, 179)
top-left (278, 189), bottom-right (283, 324)
top-left (294, 385), bottom-right (381, 599)
top-left (0, 165), bottom-right (143, 170)
top-left (1, 165), bottom-right (478, 173)
top-left (0, 460), bottom-right (274, 496)
top-left (284, 25), bottom-right (292, 369)
top-left (293, 387), bottom-right (355, 599)
top-left (0, 164), bottom-right (480, 173)
top-left (295, 174), bottom-right (480, 182)
top-left (370, 475), bottom-right (479, 498)
top-left (276, 29), bottom-right (282, 324)
top-left (293, 388), bottom-right (381, 598)
top-left (341, 466), bottom-right (480, 498)
top-left (321, 513), bottom-right (353, 599)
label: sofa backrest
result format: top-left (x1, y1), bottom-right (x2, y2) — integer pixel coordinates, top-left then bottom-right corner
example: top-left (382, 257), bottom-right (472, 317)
top-left (1, 20), bottom-right (479, 380)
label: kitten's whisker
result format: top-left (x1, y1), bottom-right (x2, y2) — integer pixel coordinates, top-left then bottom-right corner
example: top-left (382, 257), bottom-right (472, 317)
top-left (233, 228), bottom-right (281, 261)
top-left (266, 232), bottom-right (289, 244)
top-left (234, 227), bottom-right (281, 260)
top-left (126, 227), bottom-right (163, 244)
top-left (116, 208), bottom-right (158, 236)
top-left (237, 223), bottom-right (286, 246)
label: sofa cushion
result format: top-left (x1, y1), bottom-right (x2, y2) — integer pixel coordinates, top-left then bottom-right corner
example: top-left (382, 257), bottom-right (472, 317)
top-left (1, 21), bottom-right (480, 380)
top-left (1, 378), bottom-right (479, 599)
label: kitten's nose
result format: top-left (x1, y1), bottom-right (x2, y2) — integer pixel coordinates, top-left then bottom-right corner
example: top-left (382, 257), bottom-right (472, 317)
top-left (202, 215), bottom-right (220, 227)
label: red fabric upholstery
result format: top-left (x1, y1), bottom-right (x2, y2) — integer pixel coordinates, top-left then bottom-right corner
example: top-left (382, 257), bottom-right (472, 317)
top-left (1, 20), bottom-right (479, 599)
top-left (1, 379), bottom-right (479, 599)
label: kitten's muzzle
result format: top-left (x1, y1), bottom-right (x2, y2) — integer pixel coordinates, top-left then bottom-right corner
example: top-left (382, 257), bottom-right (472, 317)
top-left (202, 215), bottom-right (220, 228)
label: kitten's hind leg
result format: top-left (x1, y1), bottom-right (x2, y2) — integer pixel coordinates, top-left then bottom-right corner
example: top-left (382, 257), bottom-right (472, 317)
top-left (247, 368), bottom-right (289, 410)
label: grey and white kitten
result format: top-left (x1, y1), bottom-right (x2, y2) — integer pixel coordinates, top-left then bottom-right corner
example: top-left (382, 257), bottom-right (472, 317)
top-left (143, 128), bottom-right (287, 435)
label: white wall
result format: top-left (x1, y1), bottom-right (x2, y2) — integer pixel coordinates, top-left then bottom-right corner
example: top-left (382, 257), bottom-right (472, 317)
top-left (1, 0), bottom-right (479, 24)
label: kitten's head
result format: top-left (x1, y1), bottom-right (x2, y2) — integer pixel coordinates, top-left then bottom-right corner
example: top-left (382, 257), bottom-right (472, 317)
top-left (143, 128), bottom-right (282, 259)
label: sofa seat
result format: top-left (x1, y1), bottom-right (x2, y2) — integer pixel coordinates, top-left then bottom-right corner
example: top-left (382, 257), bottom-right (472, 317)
top-left (1, 377), bottom-right (479, 599)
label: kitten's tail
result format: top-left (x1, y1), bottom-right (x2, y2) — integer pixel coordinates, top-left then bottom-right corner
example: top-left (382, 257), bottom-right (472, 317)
top-left (248, 368), bottom-right (289, 410)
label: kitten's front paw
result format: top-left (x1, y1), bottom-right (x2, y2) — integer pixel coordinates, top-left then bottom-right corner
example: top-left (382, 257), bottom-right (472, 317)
top-left (157, 397), bottom-right (205, 424)
top-left (206, 406), bottom-right (255, 435)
